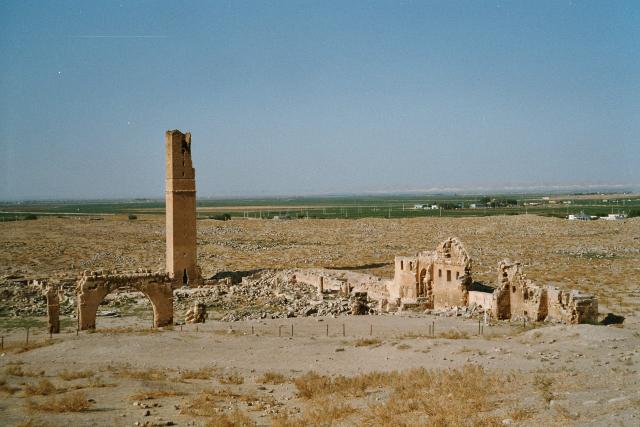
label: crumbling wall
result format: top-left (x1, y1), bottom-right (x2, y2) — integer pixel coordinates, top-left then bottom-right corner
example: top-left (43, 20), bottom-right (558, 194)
top-left (468, 290), bottom-right (493, 310)
top-left (546, 287), bottom-right (598, 324)
top-left (35, 280), bottom-right (62, 334)
top-left (431, 238), bottom-right (472, 309)
top-left (492, 260), bottom-right (547, 321)
top-left (389, 256), bottom-right (419, 301)
top-left (76, 270), bottom-right (175, 330)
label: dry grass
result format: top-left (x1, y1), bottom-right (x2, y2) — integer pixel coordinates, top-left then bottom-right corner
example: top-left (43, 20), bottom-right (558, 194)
top-left (114, 366), bottom-right (168, 381)
top-left (509, 406), bottom-right (535, 422)
top-left (218, 371), bottom-right (244, 385)
top-left (354, 338), bottom-right (382, 347)
top-left (129, 389), bottom-right (186, 401)
top-left (26, 391), bottom-right (92, 413)
top-left (3, 340), bottom-right (57, 354)
top-left (181, 388), bottom-right (275, 418)
top-left (3, 215), bottom-right (638, 314)
top-left (272, 401), bottom-right (356, 427)
top-left (23, 379), bottom-right (59, 396)
top-left (178, 367), bottom-right (217, 380)
top-left (292, 364), bottom-right (506, 426)
top-left (534, 375), bottom-right (555, 404)
top-left (0, 376), bottom-right (21, 395)
top-left (257, 371), bottom-right (288, 385)
top-left (5, 365), bottom-right (43, 377)
top-left (204, 409), bottom-right (256, 427)
top-left (58, 369), bottom-right (95, 381)
top-left (438, 329), bottom-right (470, 339)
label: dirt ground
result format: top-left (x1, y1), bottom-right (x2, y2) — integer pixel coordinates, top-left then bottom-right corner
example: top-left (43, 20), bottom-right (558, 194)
top-left (1, 215), bottom-right (639, 426)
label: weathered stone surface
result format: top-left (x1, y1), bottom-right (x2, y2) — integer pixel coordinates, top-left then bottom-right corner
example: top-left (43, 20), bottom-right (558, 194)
top-left (185, 301), bottom-right (207, 323)
top-left (165, 130), bottom-right (199, 287)
top-left (76, 271), bottom-right (174, 330)
top-left (388, 237), bottom-right (598, 324)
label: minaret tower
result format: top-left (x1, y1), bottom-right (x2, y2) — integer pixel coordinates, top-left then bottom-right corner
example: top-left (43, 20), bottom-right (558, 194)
top-left (165, 130), bottom-right (198, 286)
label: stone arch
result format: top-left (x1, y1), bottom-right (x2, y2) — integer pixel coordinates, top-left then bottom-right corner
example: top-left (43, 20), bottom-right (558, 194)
top-left (77, 271), bottom-right (175, 330)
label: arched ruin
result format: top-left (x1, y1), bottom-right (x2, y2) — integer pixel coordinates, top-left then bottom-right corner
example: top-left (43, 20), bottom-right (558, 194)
top-left (76, 271), bottom-right (175, 330)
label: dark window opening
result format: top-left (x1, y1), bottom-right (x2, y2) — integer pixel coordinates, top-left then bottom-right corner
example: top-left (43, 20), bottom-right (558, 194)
top-left (400, 260), bottom-right (404, 270)
top-left (182, 269), bottom-right (189, 286)
top-left (438, 269), bottom-right (442, 278)
top-left (446, 270), bottom-right (451, 281)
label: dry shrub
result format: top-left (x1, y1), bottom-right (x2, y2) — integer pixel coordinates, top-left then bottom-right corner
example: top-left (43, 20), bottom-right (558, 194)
top-left (354, 338), bottom-right (382, 347)
top-left (204, 409), bottom-right (255, 427)
top-left (179, 367), bottom-right (217, 380)
top-left (115, 366), bottom-right (167, 381)
top-left (396, 343), bottom-right (411, 350)
top-left (26, 391), bottom-right (92, 412)
top-left (58, 369), bottom-right (95, 381)
top-left (257, 372), bottom-right (288, 385)
top-left (73, 376), bottom-right (115, 389)
top-left (293, 365), bottom-right (504, 426)
top-left (181, 388), bottom-right (270, 418)
top-left (5, 365), bottom-right (42, 377)
top-left (363, 364), bottom-right (503, 426)
top-left (218, 371), bottom-right (244, 385)
top-left (23, 379), bottom-right (59, 396)
top-left (272, 401), bottom-right (356, 427)
top-left (534, 375), bottom-right (554, 404)
top-left (0, 376), bottom-right (20, 395)
top-left (129, 389), bottom-right (185, 401)
top-left (509, 406), bottom-right (535, 422)
top-left (438, 329), bottom-right (470, 339)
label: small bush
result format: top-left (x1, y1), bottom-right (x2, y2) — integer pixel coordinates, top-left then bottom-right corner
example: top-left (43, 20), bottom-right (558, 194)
top-left (23, 214), bottom-right (38, 220)
top-left (204, 409), bottom-right (255, 427)
top-left (58, 369), bottom-right (95, 381)
top-left (23, 379), bottom-right (58, 396)
top-left (218, 371), bottom-right (244, 385)
top-left (128, 214), bottom-right (138, 220)
top-left (257, 372), bottom-right (288, 385)
top-left (179, 367), bottom-right (217, 380)
top-left (26, 391), bottom-right (92, 412)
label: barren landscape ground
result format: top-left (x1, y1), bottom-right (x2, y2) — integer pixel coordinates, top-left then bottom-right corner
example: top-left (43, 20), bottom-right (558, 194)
top-left (1, 215), bottom-right (639, 426)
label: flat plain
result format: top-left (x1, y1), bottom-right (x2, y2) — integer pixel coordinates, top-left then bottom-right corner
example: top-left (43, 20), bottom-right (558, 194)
top-left (1, 214), bottom-right (639, 426)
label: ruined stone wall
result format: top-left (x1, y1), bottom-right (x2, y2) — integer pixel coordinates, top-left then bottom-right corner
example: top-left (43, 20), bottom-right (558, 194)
top-left (492, 260), bottom-right (547, 321)
top-left (431, 238), bottom-right (472, 309)
top-left (546, 287), bottom-right (598, 324)
top-left (76, 270), bottom-right (175, 330)
top-left (468, 290), bottom-right (493, 310)
top-left (390, 256), bottom-right (419, 301)
top-left (166, 130), bottom-right (199, 287)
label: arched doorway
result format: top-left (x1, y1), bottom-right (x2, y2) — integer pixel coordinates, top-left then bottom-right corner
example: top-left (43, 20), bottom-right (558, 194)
top-left (77, 272), bottom-right (174, 330)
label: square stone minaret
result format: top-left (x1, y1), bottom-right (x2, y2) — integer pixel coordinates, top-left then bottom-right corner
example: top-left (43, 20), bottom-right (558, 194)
top-left (165, 130), bottom-right (198, 286)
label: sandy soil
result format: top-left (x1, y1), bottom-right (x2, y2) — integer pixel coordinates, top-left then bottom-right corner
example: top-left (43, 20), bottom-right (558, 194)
top-left (0, 314), bottom-right (639, 426)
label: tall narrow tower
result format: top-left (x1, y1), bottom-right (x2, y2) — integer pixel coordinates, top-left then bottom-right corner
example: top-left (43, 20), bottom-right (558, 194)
top-left (165, 130), bottom-right (198, 286)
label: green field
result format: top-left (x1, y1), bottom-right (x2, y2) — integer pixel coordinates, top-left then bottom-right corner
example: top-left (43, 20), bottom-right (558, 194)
top-left (1, 193), bottom-right (638, 221)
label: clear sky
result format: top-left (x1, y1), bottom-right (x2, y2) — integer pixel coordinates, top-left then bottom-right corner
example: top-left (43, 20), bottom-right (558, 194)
top-left (0, 1), bottom-right (638, 200)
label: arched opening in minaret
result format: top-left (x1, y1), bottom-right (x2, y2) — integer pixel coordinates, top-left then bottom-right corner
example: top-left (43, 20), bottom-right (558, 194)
top-left (182, 269), bottom-right (189, 286)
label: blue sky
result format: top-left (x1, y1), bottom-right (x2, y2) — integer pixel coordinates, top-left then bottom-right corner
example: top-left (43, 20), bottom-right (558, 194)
top-left (0, 1), bottom-right (638, 199)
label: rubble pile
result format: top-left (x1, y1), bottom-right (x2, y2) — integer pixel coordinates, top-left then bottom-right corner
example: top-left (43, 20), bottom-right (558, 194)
top-left (0, 279), bottom-right (75, 317)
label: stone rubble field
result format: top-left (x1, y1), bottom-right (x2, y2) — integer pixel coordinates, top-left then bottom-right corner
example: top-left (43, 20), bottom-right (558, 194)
top-left (1, 215), bottom-right (639, 426)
